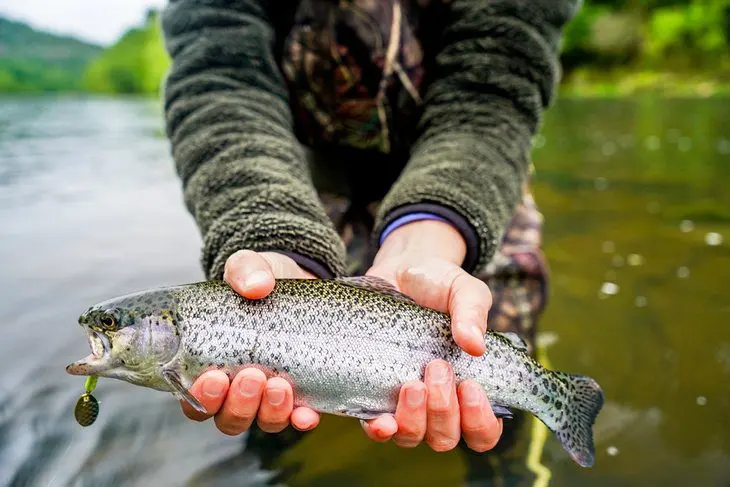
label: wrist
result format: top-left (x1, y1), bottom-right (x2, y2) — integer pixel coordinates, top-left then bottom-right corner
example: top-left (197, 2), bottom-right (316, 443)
top-left (375, 219), bottom-right (467, 267)
top-left (376, 203), bottom-right (480, 273)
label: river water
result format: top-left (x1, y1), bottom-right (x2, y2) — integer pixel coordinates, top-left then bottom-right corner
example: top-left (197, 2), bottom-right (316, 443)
top-left (0, 96), bottom-right (728, 486)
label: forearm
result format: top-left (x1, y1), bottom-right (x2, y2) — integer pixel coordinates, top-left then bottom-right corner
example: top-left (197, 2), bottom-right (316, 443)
top-left (375, 0), bottom-right (581, 271)
top-left (161, 0), bottom-right (347, 279)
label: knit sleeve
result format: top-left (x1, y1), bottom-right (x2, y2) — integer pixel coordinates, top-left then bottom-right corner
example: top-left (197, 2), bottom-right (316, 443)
top-left (374, 0), bottom-right (581, 272)
top-left (161, 0), bottom-right (347, 279)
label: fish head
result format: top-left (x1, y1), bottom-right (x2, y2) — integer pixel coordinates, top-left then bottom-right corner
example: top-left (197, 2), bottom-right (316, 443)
top-left (66, 288), bottom-right (182, 387)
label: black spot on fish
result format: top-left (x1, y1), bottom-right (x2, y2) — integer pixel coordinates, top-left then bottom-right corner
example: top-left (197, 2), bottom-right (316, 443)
top-left (532, 385), bottom-right (538, 395)
top-left (555, 401), bottom-right (562, 410)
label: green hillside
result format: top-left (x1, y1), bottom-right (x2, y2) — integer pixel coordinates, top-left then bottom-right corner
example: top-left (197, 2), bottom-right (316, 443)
top-left (0, 17), bottom-right (103, 92)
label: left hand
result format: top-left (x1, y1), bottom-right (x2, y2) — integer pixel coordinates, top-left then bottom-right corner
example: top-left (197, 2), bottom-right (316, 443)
top-left (360, 219), bottom-right (503, 452)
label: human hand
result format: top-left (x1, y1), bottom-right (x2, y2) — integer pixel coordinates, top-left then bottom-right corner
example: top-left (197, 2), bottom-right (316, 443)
top-left (179, 250), bottom-right (322, 435)
top-left (360, 219), bottom-right (503, 452)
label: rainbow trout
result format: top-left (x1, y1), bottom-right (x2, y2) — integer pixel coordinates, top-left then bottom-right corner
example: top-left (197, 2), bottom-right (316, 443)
top-left (66, 277), bottom-right (603, 467)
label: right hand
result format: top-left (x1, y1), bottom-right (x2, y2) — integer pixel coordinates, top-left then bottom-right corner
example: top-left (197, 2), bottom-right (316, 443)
top-left (179, 249), bottom-right (322, 435)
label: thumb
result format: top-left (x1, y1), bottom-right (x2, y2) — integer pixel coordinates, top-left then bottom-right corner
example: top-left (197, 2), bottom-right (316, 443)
top-left (224, 250), bottom-right (314, 300)
top-left (260, 252), bottom-right (316, 280)
top-left (224, 250), bottom-right (276, 299)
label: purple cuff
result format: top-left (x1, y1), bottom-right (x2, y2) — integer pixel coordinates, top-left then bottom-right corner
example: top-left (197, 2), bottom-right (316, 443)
top-left (379, 213), bottom-right (449, 245)
top-left (377, 203), bottom-right (480, 272)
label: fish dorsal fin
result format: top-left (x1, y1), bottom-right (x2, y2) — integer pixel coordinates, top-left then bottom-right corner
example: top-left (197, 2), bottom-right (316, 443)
top-left (496, 331), bottom-right (529, 351)
top-left (335, 276), bottom-right (415, 303)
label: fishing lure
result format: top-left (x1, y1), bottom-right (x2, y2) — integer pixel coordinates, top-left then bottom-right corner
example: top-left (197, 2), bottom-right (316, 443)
top-left (74, 375), bottom-right (99, 427)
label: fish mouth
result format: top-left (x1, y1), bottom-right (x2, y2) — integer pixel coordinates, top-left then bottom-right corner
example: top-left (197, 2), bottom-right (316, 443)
top-left (66, 328), bottom-right (118, 376)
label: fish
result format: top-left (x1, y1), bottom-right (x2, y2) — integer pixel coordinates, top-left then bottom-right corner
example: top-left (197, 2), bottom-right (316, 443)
top-left (66, 277), bottom-right (604, 467)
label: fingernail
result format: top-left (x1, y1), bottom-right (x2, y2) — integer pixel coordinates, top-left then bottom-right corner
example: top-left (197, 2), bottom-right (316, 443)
top-left (243, 271), bottom-right (269, 291)
top-left (267, 388), bottom-right (286, 406)
top-left (462, 383), bottom-right (482, 408)
top-left (406, 386), bottom-right (425, 408)
top-left (469, 324), bottom-right (485, 345)
top-left (202, 377), bottom-right (225, 398)
top-left (239, 376), bottom-right (261, 398)
top-left (429, 362), bottom-right (450, 385)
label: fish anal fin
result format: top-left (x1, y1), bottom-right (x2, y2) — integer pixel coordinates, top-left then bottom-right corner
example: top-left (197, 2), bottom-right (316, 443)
top-left (337, 406), bottom-right (389, 420)
top-left (335, 276), bottom-right (415, 303)
top-left (162, 369), bottom-right (207, 415)
top-left (491, 403), bottom-right (514, 420)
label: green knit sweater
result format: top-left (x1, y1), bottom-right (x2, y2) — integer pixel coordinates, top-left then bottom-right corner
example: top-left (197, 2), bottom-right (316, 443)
top-left (160, 0), bottom-right (580, 279)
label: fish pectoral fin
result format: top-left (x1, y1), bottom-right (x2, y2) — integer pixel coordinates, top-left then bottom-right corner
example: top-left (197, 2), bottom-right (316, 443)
top-left (162, 369), bottom-right (207, 415)
top-left (335, 276), bottom-right (415, 303)
top-left (495, 331), bottom-right (529, 351)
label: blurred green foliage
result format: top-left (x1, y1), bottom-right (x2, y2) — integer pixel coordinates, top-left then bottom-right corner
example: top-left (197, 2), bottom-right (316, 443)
top-left (561, 0), bottom-right (730, 74)
top-left (1, 2), bottom-right (728, 95)
top-left (83, 10), bottom-right (170, 94)
top-left (645, 2), bottom-right (728, 62)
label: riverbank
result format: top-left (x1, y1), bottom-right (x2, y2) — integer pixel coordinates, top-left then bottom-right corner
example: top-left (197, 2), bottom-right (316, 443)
top-left (560, 69), bottom-right (730, 98)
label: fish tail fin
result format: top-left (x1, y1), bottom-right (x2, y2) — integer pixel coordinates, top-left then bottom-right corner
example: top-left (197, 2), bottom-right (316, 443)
top-left (548, 373), bottom-right (604, 468)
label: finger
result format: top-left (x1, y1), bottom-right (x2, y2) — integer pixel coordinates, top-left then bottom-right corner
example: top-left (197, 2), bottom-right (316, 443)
top-left (457, 380), bottom-right (503, 452)
top-left (224, 250), bottom-right (276, 299)
top-left (448, 273), bottom-right (492, 356)
top-left (256, 377), bottom-right (294, 433)
top-left (291, 407), bottom-right (320, 431)
top-left (213, 368), bottom-right (266, 436)
top-left (393, 261), bottom-right (491, 357)
top-left (424, 360), bottom-right (461, 452)
top-left (180, 370), bottom-right (229, 421)
top-left (394, 259), bottom-right (457, 313)
top-left (260, 252), bottom-right (316, 279)
top-left (392, 381), bottom-right (427, 448)
top-left (361, 414), bottom-right (398, 443)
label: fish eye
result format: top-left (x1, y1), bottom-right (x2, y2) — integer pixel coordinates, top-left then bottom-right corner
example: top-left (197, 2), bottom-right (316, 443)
top-left (99, 315), bottom-right (116, 328)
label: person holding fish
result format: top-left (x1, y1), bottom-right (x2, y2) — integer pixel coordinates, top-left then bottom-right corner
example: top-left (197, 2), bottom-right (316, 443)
top-left (158, 0), bottom-right (580, 456)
